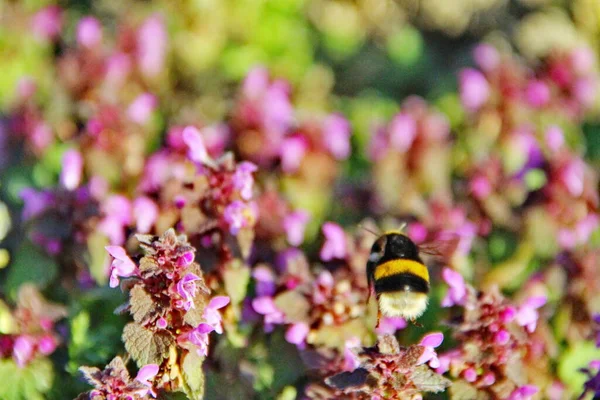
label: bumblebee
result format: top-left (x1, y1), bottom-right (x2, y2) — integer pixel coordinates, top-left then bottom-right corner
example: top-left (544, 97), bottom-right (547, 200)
top-left (366, 230), bottom-right (429, 327)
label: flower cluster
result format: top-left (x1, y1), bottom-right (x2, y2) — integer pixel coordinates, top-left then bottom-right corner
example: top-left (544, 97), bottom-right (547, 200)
top-left (0, 285), bottom-right (66, 368)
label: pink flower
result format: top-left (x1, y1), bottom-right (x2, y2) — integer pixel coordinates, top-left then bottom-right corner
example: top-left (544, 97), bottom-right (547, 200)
top-left (320, 222), bottom-right (347, 261)
top-left (459, 68), bottom-right (490, 111)
top-left (285, 322), bottom-right (309, 348)
top-left (545, 125), bottom-right (564, 152)
top-left (343, 338), bottom-right (361, 371)
top-left (508, 385), bottom-right (539, 400)
top-left (252, 296), bottom-right (285, 327)
top-left (105, 52), bottom-right (132, 87)
top-left (233, 161), bottom-right (258, 200)
top-left (135, 364), bottom-right (159, 397)
top-left (99, 195), bottom-right (132, 244)
top-left (243, 67), bottom-right (269, 98)
top-left (133, 197), bottom-right (158, 234)
top-left (263, 80), bottom-right (294, 135)
top-left (31, 6), bottom-right (62, 41)
top-left (127, 93), bottom-right (157, 125)
top-left (525, 80), bottom-right (550, 108)
top-left (13, 336), bottom-right (34, 368)
top-left (560, 158), bottom-right (586, 197)
top-left (156, 317), bottom-right (168, 329)
top-left (464, 367), bottom-right (477, 382)
top-left (177, 251), bottom-right (195, 268)
top-left (469, 174), bottom-right (492, 200)
top-left (77, 16), bottom-right (102, 48)
top-left (417, 332), bottom-right (444, 368)
top-left (571, 47), bottom-right (595, 74)
top-left (137, 14), bottom-right (167, 78)
top-left (389, 113), bottom-right (417, 152)
top-left (441, 268), bottom-right (467, 307)
top-left (283, 210), bottom-right (310, 247)
top-left (473, 44), bottom-right (500, 72)
top-left (188, 323), bottom-right (215, 357)
top-left (280, 136), bottom-right (307, 173)
top-left (324, 114), bottom-right (351, 160)
top-left (203, 296), bottom-right (230, 334)
top-left (60, 149), bottom-right (83, 190)
top-left (515, 296), bottom-right (546, 333)
top-left (223, 200), bottom-right (258, 235)
top-left (182, 126), bottom-right (210, 164)
top-left (176, 273), bottom-right (201, 311)
top-left (105, 246), bottom-right (137, 288)
top-left (376, 316), bottom-right (407, 335)
top-left (37, 335), bottom-right (58, 355)
top-left (573, 78), bottom-right (597, 107)
top-left (407, 222), bottom-right (428, 244)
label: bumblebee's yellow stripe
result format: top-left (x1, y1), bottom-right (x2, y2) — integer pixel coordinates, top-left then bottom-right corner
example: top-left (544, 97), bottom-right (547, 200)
top-left (374, 259), bottom-right (429, 283)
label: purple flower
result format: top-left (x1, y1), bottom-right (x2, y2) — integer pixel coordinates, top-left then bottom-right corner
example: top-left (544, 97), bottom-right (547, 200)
top-left (135, 364), bottom-right (159, 398)
top-left (13, 336), bottom-right (34, 368)
top-left (177, 273), bottom-right (201, 311)
top-left (127, 93), bottom-right (157, 125)
top-left (137, 14), bottom-right (167, 78)
top-left (77, 16), bottom-right (102, 48)
top-left (105, 246), bottom-right (137, 288)
top-left (280, 136), bottom-right (307, 173)
top-left (252, 296), bottom-right (285, 329)
top-left (525, 80), bottom-right (550, 108)
top-left (459, 68), bottom-right (490, 111)
top-left (203, 296), bottom-right (230, 334)
top-left (283, 210), bottom-right (310, 247)
top-left (182, 126), bottom-right (210, 164)
top-left (20, 188), bottom-right (54, 221)
top-left (223, 200), bottom-right (257, 235)
top-left (31, 6), bottom-right (62, 41)
top-left (473, 44), bottom-right (500, 72)
top-left (233, 161), bottom-right (258, 200)
top-left (376, 316), bottom-right (407, 335)
top-left (320, 222), bottom-right (347, 261)
top-left (323, 114), bottom-right (351, 160)
top-left (188, 323), bottom-right (215, 357)
top-left (508, 385), bottom-right (538, 400)
top-left (253, 265), bottom-right (276, 297)
top-left (133, 197), bottom-right (158, 234)
top-left (60, 149), bottom-right (83, 190)
top-left (441, 268), bottom-right (467, 307)
top-left (515, 295), bottom-right (546, 333)
top-left (417, 332), bottom-right (444, 368)
top-left (285, 322), bottom-right (309, 348)
top-left (389, 113), bottom-right (417, 152)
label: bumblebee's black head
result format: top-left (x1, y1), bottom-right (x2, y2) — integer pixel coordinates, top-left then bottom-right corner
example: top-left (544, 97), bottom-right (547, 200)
top-left (368, 232), bottom-right (421, 265)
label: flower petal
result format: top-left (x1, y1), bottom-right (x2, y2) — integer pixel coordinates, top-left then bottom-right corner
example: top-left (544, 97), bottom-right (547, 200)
top-left (420, 332), bottom-right (444, 348)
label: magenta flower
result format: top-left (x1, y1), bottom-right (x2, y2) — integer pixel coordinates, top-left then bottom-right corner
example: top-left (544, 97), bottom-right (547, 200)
top-left (176, 251), bottom-right (195, 268)
top-left (283, 210), bottom-right (310, 247)
top-left (280, 136), bottom-right (307, 173)
top-left (252, 296), bottom-right (285, 328)
top-left (515, 295), bottom-right (546, 333)
top-left (188, 323), bottom-right (215, 357)
top-left (323, 113), bottom-right (351, 160)
top-left (473, 44), bottom-right (500, 72)
top-left (232, 161), bottom-right (258, 200)
top-left (508, 385), bottom-right (539, 400)
top-left (137, 14), bottom-right (167, 78)
top-left (31, 6), bottom-right (62, 41)
top-left (37, 335), bottom-right (58, 355)
top-left (133, 197), bottom-right (158, 234)
top-left (127, 93), bottom-right (157, 125)
top-left (156, 317), bottom-right (168, 330)
top-left (525, 80), bottom-right (551, 108)
top-left (389, 113), bottom-right (417, 152)
top-left (135, 364), bottom-right (159, 397)
top-left (60, 149), bottom-right (83, 190)
top-left (203, 296), bottom-right (230, 334)
top-left (105, 246), bottom-right (137, 288)
top-left (407, 222), bottom-right (428, 244)
top-left (76, 16), bottom-right (102, 48)
top-left (376, 316), bottom-right (408, 335)
top-left (223, 200), bottom-right (257, 235)
top-left (285, 322), bottom-right (309, 348)
top-left (320, 222), bottom-right (347, 261)
top-left (13, 336), bottom-right (34, 368)
top-left (182, 126), bottom-right (210, 164)
top-left (417, 332), bottom-right (444, 368)
top-left (441, 267), bottom-right (467, 307)
top-left (459, 68), bottom-right (490, 111)
top-left (176, 273), bottom-right (201, 311)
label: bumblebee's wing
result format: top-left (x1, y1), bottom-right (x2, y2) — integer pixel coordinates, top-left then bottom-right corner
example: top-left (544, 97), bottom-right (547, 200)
top-left (418, 234), bottom-right (460, 260)
top-left (366, 260), bottom-right (376, 302)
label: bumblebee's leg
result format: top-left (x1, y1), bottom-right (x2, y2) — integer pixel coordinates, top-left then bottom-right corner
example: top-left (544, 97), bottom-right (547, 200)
top-left (376, 308), bottom-right (381, 328)
top-left (410, 318), bottom-right (423, 328)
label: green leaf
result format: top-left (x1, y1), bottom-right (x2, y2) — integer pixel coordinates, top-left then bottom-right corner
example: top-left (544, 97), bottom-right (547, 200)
top-left (558, 341), bottom-right (600, 396)
top-left (181, 350), bottom-right (205, 400)
top-left (4, 242), bottom-right (58, 299)
top-left (86, 231), bottom-right (109, 285)
top-left (122, 323), bottom-right (173, 366)
top-left (0, 358), bottom-right (54, 400)
top-left (223, 260), bottom-right (250, 305)
top-left (130, 285), bottom-right (158, 325)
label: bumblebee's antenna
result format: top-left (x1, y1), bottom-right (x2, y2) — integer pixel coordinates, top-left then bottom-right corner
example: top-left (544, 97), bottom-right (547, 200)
top-left (398, 222), bottom-right (408, 232)
top-left (359, 224), bottom-right (380, 237)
